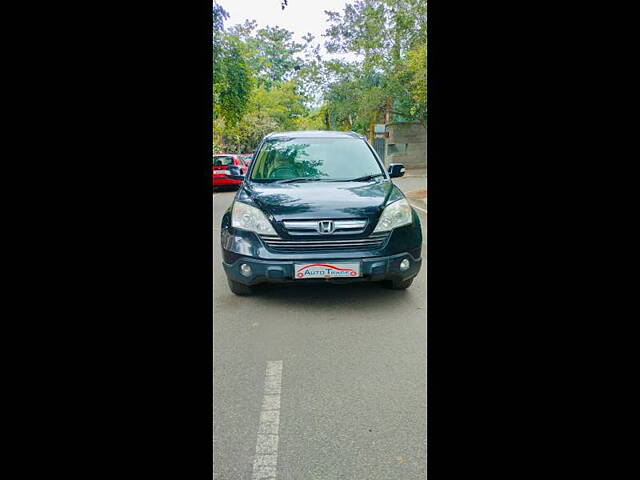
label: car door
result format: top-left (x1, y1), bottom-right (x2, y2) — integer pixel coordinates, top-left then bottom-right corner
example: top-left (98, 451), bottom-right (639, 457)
top-left (237, 158), bottom-right (248, 175)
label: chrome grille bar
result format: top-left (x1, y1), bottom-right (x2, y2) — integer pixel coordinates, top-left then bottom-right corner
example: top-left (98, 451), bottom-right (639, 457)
top-left (282, 221), bottom-right (318, 230)
top-left (260, 234), bottom-right (388, 250)
top-left (282, 219), bottom-right (367, 231)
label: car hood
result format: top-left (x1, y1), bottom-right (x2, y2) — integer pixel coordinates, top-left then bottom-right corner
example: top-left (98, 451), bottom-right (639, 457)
top-left (237, 179), bottom-right (404, 221)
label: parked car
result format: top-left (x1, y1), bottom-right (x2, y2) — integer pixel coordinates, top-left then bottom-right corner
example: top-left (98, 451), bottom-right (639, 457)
top-left (212, 154), bottom-right (248, 189)
top-left (238, 154), bottom-right (253, 166)
top-left (220, 130), bottom-right (421, 295)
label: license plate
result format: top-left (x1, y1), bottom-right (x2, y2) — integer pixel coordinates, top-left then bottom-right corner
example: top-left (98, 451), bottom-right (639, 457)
top-left (294, 262), bottom-right (361, 279)
top-left (215, 170), bottom-right (230, 175)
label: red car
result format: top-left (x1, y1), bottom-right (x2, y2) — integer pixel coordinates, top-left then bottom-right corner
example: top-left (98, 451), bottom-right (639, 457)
top-left (212, 154), bottom-right (248, 189)
top-left (238, 154), bottom-right (253, 166)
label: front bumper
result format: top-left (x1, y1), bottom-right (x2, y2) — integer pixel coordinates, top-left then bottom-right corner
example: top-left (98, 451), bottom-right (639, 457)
top-left (223, 251), bottom-right (421, 286)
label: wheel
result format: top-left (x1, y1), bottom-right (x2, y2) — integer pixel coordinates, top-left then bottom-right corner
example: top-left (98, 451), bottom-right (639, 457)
top-left (227, 278), bottom-right (253, 296)
top-left (382, 278), bottom-right (414, 290)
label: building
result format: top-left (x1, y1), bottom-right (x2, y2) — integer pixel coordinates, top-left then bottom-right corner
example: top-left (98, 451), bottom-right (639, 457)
top-left (380, 122), bottom-right (426, 169)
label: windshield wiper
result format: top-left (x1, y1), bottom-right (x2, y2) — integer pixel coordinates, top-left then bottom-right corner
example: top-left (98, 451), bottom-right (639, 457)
top-left (275, 177), bottom-right (324, 184)
top-left (274, 174), bottom-right (384, 183)
top-left (346, 173), bottom-right (384, 182)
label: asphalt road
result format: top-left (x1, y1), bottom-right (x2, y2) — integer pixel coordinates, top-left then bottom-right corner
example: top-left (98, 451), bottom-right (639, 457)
top-left (214, 175), bottom-right (427, 479)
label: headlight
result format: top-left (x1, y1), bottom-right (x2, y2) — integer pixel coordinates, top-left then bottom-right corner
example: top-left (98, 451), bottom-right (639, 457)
top-left (231, 201), bottom-right (277, 235)
top-left (372, 198), bottom-right (413, 233)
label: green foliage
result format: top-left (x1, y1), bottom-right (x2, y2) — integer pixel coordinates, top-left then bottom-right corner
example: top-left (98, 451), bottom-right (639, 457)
top-left (213, 5), bottom-right (252, 127)
top-left (293, 108), bottom-right (326, 131)
top-left (253, 26), bottom-right (305, 89)
top-left (214, 37), bottom-right (252, 126)
top-left (321, 63), bottom-right (386, 133)
top-left (212, 4), bottom-right (228, 34)
top-left (251, 82), bottom-right (306, 128)
top-left (217, 82), bottom-right (311, 153)
top-left (406, 42), bottom-right (427, 121)
top-left (213, 10), bottom-right (324, 153)
top-left (229, 24), bottom-right (308, 90)
top-left (212, 0), bottom-right (427, 152)
top-left (324, 1), bottom-right (387, 71)
top-left (321, 0), bottom-right (427, 134)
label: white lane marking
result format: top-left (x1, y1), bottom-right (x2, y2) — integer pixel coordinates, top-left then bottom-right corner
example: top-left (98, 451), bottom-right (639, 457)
top-left (410, 201), bottom-right (428, 214)
top-left (265, 361), bottom-right (282, 376)
top-left (252, 361), bottom-right (283, 480)
top-left (263, 375), bottom-right (282, 395)
top-left (262, 395), bottom-right (281, 411)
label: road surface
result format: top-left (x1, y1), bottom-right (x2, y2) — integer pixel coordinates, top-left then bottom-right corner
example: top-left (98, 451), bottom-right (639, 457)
top-left (213, 175), bottom-right (427, 479)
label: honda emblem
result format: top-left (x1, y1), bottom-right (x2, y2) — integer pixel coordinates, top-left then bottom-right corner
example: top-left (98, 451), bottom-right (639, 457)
top-left (317, 220), bottom-right (335, 234)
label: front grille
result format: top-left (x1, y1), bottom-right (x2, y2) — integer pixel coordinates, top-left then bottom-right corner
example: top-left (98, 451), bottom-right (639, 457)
top-left (260, 233), bottom-right (389, 251)
top-left (282, 219), bottom-right (367, 235)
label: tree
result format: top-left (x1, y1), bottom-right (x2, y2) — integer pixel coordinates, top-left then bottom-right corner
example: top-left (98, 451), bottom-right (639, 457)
top-left (322, 0), bottom-right (427, 137)
top-left (226, 21), bottom-right (322, 98)
top-left (217, 82), bottom-right (309, 152)
top-left (213, 4), bottom-right (252, 127)
top-left (293, 108), bottom-right (326, 130)
top-left (240, 25), bottom-right (307, 90)
top-left (212, 0), bottom-right (426, 153)
top-left (406, 42), bottom-right (427, 122)
top-left (212, 3), bottom-right (228, 35)
top-left (214, 11), bottom-right (322, 152)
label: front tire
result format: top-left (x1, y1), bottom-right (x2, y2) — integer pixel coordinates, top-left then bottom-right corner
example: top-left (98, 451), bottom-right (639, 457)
top-left (383, 278), bottom-right (414, 290)
top-left (227, 278), bottom-right (253, 296)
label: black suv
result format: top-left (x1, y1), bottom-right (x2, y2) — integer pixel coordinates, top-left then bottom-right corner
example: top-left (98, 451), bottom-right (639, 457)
top-left (220, 130), bottom-right (422, 295)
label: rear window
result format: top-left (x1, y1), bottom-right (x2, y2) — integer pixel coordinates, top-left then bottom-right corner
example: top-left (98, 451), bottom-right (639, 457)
top-left (250, 138), bottom-right (383, 181)
top-left (213, 156), bottom-right (234, 166)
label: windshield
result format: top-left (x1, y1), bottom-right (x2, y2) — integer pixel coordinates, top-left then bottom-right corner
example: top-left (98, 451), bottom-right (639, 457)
top-left (213, 156), bottom-right (234, 166)
top-left (250, 138), bottom-right (384, 182)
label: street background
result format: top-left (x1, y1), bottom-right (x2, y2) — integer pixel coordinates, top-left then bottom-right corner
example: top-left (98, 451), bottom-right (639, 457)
top-left (214, 1), bottom-right (426, 477)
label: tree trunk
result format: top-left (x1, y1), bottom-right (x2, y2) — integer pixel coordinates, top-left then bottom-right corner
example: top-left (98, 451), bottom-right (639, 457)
top-left (385, 97), bottom-right (392, 124)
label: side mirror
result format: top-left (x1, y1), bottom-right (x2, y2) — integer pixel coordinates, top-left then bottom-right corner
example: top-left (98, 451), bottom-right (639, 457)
top-left (388, 163), bottom-right (406, 178)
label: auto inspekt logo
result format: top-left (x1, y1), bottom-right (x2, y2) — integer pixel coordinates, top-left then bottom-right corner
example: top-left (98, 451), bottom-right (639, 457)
top-left (295, 263), bottom-right (358, 278)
